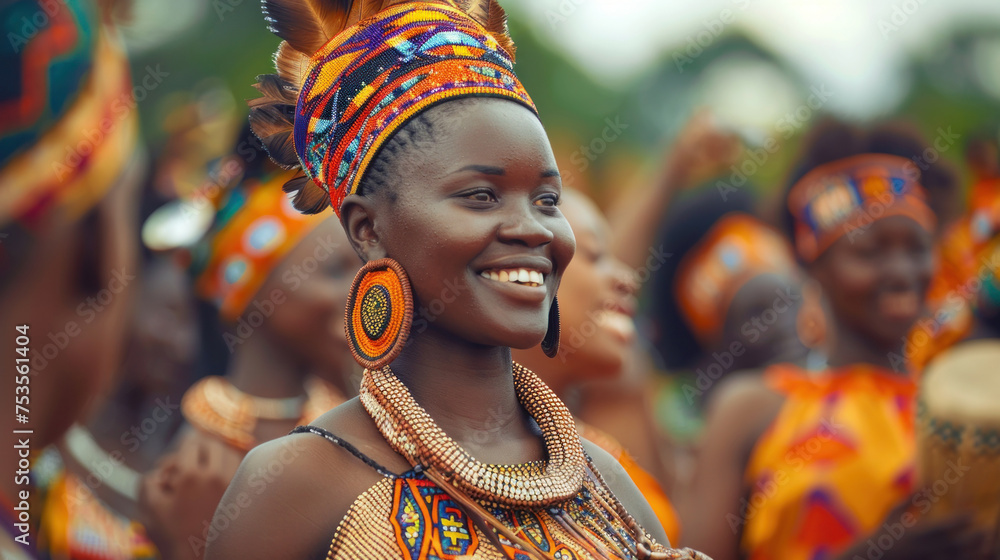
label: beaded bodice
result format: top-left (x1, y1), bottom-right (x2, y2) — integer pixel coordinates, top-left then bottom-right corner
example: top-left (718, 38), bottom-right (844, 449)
top-left (328, 466), bottom-right (646, 560)
top-left (300, 364), bottom-right (712, 559)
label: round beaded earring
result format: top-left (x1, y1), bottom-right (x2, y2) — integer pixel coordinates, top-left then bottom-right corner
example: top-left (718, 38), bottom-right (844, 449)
top-left (345, 258), bottom-right (414, 369)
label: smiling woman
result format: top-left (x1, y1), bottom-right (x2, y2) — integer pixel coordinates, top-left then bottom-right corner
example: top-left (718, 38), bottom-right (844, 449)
top-left (201, 1), bottom-right (711, 559)
top-left (679, 120), bottom-right (989, 560)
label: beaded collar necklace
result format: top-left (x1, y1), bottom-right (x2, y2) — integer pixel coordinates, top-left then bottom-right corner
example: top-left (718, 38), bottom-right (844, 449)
top-left (182, 376), bottom-right (342, 450)
top-left (360, 363), bottom-right (586, 508)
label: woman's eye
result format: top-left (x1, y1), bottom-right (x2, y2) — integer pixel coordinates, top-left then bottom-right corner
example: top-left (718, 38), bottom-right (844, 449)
top-left (465, 190), bottom-right (497, 203)
top-left (534, 194), bottom-right (559, 207)
top-left (856, 245), bottom-right (879, 259)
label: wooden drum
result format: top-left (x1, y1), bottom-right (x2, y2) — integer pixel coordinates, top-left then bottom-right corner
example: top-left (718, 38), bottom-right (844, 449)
top-left (918, 340), bottom-right (1000, 546)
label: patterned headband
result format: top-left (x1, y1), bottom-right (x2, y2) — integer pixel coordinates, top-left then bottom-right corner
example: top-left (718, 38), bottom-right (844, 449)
top-left (675, 213), bottom-right (798, 343)
top-left (0, 0), bottom-right (138, 229)
top-left (252, 0), bottom-right (535, 217)
top-left (788, 154), bottom-right (936, 262)
top-left (191, 167), bottom-right (328, 321)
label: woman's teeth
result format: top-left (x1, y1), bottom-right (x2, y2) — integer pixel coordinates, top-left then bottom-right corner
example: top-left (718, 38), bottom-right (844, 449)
top-left (595, 310), bottom-right (636, 339)
top-left (480, 269), bottom-right (545, 287)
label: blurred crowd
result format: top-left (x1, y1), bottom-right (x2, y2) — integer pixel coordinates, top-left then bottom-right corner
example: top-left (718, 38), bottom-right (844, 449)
top-left (2, 1), bottom-right (1000, 560)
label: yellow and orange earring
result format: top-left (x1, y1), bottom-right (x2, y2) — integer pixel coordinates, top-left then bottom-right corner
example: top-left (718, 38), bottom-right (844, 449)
top-left (345, 258), bottom-right (414, 370)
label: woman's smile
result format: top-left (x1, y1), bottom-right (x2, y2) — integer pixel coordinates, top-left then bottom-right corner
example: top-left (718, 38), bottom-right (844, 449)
top-left (476, 255), bottom-right (553, 302)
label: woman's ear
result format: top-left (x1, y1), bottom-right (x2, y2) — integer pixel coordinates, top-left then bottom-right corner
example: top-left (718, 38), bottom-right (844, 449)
top-left (340, 194), bottom-right (387, 262)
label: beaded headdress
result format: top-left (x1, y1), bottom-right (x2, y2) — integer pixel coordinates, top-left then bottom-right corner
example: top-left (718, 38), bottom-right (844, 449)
top-left (788, 154), bottom-right (936, 262)
top-left (675, 213), bottom-right (797, 343)
top-left (249, 0), bottom-right (536, 217)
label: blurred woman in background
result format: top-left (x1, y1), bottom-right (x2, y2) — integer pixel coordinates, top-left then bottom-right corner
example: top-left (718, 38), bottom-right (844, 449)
top-left (138, 129), bottom-right (359, 560)
top-left (33, 251), bottom-right (197, 560)
top-left (907, 135), bottom-right (1000, 371)
top-left (680, 120), bottom-right (988, 560)
top-left (0, 0), bottom-right (148, 557)
top-left (512, 188), bottom-right (681, 544)
top-left (647, 186), bottom-right (810, 405)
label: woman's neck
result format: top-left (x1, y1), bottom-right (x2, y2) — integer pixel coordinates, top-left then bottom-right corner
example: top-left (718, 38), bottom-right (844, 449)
top-left (510, 347), bottom-right (572, 396)
top-left (388, 326), bottom-right (543, 463)
top-left (227, 332), bottom-right (310, 398)
top-left (825, 320), bottom-right (906, 373)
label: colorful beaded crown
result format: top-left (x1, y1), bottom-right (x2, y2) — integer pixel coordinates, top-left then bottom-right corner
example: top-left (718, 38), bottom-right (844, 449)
top-left (250, 0), bottom-right (535, 217)
top-left (788, 154), bottom-right (936, 262)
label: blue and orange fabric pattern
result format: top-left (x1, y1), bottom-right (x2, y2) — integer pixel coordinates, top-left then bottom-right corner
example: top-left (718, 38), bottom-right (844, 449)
top-left (0, 0), bottom-right (137, 229)
top-left (292, 0), bottom-right (536, 215)
top-left (190, 167), bottom-right (328, 321)
top-left (674, 213), bottom-right (798, 344)
top-left (787, 154), bottom-right (936, 262)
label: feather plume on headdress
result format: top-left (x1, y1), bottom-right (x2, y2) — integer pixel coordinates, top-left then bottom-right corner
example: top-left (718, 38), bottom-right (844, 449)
top-left (249, 0), bottom-right (519, 214)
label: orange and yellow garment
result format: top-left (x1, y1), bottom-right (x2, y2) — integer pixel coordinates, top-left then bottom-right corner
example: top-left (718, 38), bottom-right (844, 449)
top-left (37, 471), bottom-right (156, 560)
top-left (908, 196), bottom-right (1000, 372)
top-left (741, 365), bottom-right (916, 560)
top-left (577, 423), bottom-right (681, 546)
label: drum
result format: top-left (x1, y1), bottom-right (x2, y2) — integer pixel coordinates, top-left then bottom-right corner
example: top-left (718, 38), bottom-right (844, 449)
top-left (918, 339), bottom-right (1000, 546)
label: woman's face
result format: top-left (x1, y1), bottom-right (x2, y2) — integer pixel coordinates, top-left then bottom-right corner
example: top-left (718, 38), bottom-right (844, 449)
top-left (555, 191), bottom-right (638, 376)
top-left (3, 178), bottom-right (138, 446)
top-left (261, 218), bottom-right (362, 380)
top-left (357, 99), bottom-right (575, 351)
top-left (812, 215), bottom-right (934, 349)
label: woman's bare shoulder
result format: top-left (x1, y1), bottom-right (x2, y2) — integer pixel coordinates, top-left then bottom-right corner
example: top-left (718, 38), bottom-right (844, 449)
top-left (204, 398), bottom-right (410, 560)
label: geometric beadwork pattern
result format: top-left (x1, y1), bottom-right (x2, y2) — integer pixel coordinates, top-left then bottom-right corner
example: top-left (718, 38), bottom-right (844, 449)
top-left (390, 475), bottom-right (479, 559)
top-left (361, 284), bottom-right (392, 340)
top-left (331, 466), bottom-right (675, 560)
top-left (293, 1), bottom-right (536, 215)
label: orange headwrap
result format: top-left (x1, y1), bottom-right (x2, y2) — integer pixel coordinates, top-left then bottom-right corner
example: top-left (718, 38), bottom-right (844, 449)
top-left (675, 213), bottom-right (797, 343)
top-left (192, 169), bottom-right (328, 321)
